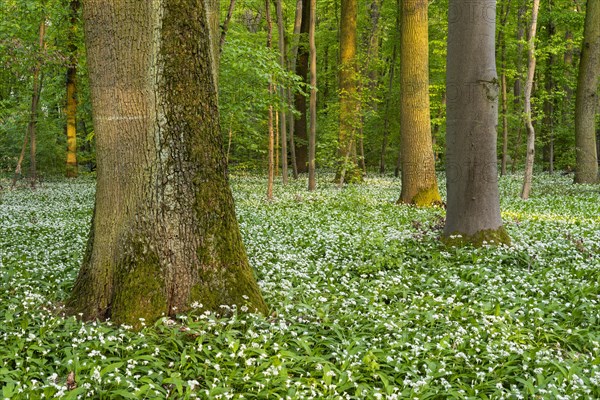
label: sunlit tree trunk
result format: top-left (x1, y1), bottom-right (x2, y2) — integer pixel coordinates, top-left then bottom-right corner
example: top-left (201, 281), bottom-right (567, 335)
top-left (307, 0), bottom-right (316, 191)
top-left (521, 0), bottom-right (540, 199)
top-left (443, 0), bottom-right (510, 246)
top-left (66, 0), bottom-right (80, 178)
top-left (67, 0), bottom-right (267, 327)
top-left (337, 0), bottom-right (361, 184)
top-left (398, 0), bottom-right (441, 206)
top-left (511, 1), bottom-right (527, 173)
top-left (574, 0), bottom-right (600, 184)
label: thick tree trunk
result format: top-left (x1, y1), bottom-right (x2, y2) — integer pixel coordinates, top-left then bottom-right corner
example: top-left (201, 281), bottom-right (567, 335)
top-left (67, 0), bottom-right (267, 327)
top-left (307, 0), bottom-right (316, 191)
top-left (293, 0), bottom-right (310, 173)
top-left (66, 0), bottom-right (80, 178)
top-left (398, 0), bottom-right (441, 206)
top-left (574, 0), bottom-right (600, 184)
top-left (521, 0), bottom-right (540, 199)
top-left (443, 0), bottom-right (510, 246)
top-left (336, 0), bottom-right (361, 184)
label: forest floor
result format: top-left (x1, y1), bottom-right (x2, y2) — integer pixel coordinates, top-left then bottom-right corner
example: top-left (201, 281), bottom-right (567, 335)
top-left (1, 173), bottom-right (599, 399)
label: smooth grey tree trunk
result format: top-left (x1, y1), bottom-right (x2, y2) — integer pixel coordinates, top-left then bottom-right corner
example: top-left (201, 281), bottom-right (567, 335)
top-left (443, 0), bottom-right (510, 246)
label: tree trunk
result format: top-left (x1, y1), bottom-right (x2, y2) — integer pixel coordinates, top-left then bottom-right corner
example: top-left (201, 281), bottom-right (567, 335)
top-left (336, 0), bottom-right (361, 184)
top-left (66, 0), bottom-right (80, 178)
top-left (379, 0), bottom-right (400, 175)
top-left (398, 0), bottom-right (441, 206)
top-left (293, 0), bottom-right (310, 173)
top-left (511, 1), bottom-right (527, 173)
top-left (521, 0), bottom-right (540, 200)
top-left (498, 0), bottom-right (510, 176)
top-left (443, 0), bottom-right (510, 246)
top-left (275, 0), bottom-right (288, 183)
top-left (574, 0), bottom-right (600, 184)
top-left (266, 0), bottom-right (275, 200)
top-left (307, 0), bottom-right (316, 191)
top-left (26, 18), bottom-right (46, 189)
top-left (67, 0), bottom-right (267, 328)
top-left (287, 0), bottom-right (303, 179)
top-left (220, 0), bottom-right (236, 51)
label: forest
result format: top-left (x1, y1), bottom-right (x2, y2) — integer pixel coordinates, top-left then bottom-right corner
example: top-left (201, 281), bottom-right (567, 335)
top-left (0, 0), bottom-right (599, 398)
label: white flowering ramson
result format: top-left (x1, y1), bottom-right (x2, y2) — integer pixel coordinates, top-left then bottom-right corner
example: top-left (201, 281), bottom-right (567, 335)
top-left (0, 175), bottom-right (599, 397)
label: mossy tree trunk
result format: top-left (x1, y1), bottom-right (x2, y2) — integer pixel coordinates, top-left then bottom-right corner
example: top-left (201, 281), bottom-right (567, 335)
top-left (443, 0), bottom-right (510, 246)
top-left (398, 0), bottom-right (441, 206)
top-left (66, 0), bottom-right (80, 178)
top-left (67, 0), bottom-right (268, 328)
top-left (337, 0), bottom-right (362, 184)
top-left (574, 0), bottom-right (600, 184)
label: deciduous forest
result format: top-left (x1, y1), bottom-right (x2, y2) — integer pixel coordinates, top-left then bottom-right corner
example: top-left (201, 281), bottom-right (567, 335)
top-left (0, 0), bottom-right (599, 398)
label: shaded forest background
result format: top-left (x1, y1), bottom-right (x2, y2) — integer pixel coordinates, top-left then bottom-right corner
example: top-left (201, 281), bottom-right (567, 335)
top-left (0, 0), bottom-right (597, 178)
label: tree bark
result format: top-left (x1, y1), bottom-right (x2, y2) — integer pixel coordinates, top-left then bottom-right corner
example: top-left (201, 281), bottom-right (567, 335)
top-left (379, 0), bottom-right (400, 175)
top-left (521, 0), bottom-right (540, 199)
top-left (287, 0), bottom-right (303, 179)
top-left (275, 0), bottom-right (288, 183)
top-left (67, 0), bottom-right (267, 328)
top-left (574, 0), bottom-right (600, 184)
top-left (336, 0), bottom-right (361, 184)
top-left (308, 0), bottom-right (316, 191)
top-left (266, 0), bottom-right (275, 200)
top-left (398, 0), bottom-right (441, 206)
top-left (220, 0), bottom-right (236, 51)
top-left (66, 0), bottom-right (80, 178)
top-left (443, 0), bottom-right (510, 246)
top-left (293, 0), bottom-right (310, 173)
top-left (498, 0), bottom-right (510, 176)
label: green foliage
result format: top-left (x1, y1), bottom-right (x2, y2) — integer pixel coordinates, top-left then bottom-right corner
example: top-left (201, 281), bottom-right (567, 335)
top-left (2, 173), bottom-right (600, 398)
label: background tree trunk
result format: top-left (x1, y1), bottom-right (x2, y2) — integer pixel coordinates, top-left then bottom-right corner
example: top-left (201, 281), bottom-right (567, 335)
top-left (66, 0), bottom-right (80, 178)
top-left (398, 0), bottom-right (441, 206)
top-left (574, 0), bottom-right (600, 184)
top-left (337, 0), bottom-right (361, 184)
top-left (220, 0), bottom-right (236, 50)
top-left (266, 0), bottom-right (275, 200)
top-left (308, 0), bottom-right (316, 191)
top-left (275, 0), bottom-right (288, 184)
top-left (521, 0), bottom-right (540, 199)
top-left (67, 0), bottom-right (267, 327)
top-left (287, 0), bottom-right (303, 179)
top-left (293, 0), bottom-right (310, 173)
top-left (443, 0), bottom-right (510, 246)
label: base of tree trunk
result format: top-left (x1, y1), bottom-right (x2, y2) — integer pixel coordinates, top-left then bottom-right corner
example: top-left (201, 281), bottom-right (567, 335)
top-left (441, 226), bottom-right (511, 247)
top-left (397, 184), bottom-right (442, 207)
top-left (334, 166), bottom-right (363, 185)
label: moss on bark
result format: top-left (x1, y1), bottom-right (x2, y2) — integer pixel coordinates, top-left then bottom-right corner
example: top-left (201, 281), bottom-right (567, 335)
top-left (399, 184), bottom-right (442, 207)
top-left (110, 245), bottom-right (168, 329)
top-left (441, 226), bottom-right (511, 247)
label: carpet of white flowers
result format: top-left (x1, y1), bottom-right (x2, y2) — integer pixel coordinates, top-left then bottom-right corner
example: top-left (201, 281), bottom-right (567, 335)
top-left (0, 173), bottom-right (599, 399)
